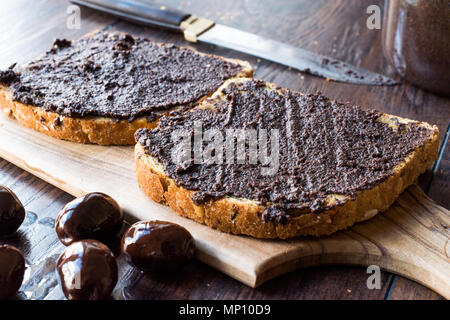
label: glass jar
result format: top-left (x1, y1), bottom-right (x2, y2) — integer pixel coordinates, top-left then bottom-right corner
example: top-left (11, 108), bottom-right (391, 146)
top-left (382, 0), bottom-right (450, 96)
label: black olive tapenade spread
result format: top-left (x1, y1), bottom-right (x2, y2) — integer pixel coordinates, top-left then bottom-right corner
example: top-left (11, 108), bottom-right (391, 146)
top-left (135, 80), bottom-right (435, 223)
top-left (0, 32), bottom-right (245, 121)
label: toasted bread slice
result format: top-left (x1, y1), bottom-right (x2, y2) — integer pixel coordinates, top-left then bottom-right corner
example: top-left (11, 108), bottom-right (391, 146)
top-left (134, 78), bottom-right (439, 239)
top-left (0, 32), bottom-right (252, 145)
top-left (0, 86), bottom-right (161, 145)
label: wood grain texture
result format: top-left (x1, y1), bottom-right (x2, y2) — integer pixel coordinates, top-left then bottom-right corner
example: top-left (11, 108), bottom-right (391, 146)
top-left (388, 124), bottom-right (450, 300)
top-left (0, 114), bottom-right (449, 297)
top-left (109, 0), bottom-right (450, 299)
top-left (389, 277), bottom-right (445, 300)
top-left (0, 0), bottom-right (448, 300)
top-left (0, 158), bottom-right (395, 300)
top-left (0, 0), bottom-right (115, 69)
top-left (428, 127), bottom-right (450, 210)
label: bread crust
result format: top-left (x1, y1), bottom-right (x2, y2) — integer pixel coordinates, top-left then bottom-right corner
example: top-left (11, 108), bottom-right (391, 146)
top-left (0, 86), bottom-right (161, 145)
top-left (0, 51), bottom-right (253, 145)
top-left (134, 118), bottom-right (439, 239)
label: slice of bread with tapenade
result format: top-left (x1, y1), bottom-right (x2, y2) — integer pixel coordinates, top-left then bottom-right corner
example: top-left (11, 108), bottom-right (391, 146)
top-left (134, 78), bottom-right (439, 239)
top-left (0, 32), bottom-right (252, 145)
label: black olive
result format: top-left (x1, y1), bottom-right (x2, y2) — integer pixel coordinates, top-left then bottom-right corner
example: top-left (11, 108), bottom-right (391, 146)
top-left (56, 239), bottom-right (118, 300)
top-left (55, 192), bottom-right (123, 246)
top-left (0, 186), bottom-right (25, 237)
top-left (122, 220), bottom-right (195, 273)
top-left (0, 245), bottom-right (25, 300)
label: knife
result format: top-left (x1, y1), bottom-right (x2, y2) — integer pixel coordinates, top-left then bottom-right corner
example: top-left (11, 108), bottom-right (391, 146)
top-left (70, 0), bottom-right (396, 85)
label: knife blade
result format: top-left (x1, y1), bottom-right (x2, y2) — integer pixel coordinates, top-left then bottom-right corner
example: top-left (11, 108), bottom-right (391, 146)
top-left (71, 0), bottom-right (396, 85)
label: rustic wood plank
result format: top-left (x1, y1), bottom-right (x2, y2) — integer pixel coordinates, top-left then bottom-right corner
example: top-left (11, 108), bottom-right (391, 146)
top-left (388, 124), bottom-right (449, 300)
top-left (0, 159), bottom-right (394, 300)
top-left (1, 0), bottom-right (394, 300)
top-left (0, 0), bottom-right (448, 300)
top-left (106, 0), bottom-right (450, 300)
top-left (1, 115), bottom-right (449, 297)
top-left (119, 264), bottom-right (393, 300)
top-left (389, 277), bottom-right (445, 300)
top-left (427, 125), bottom-right (450, 209)
top-left (0, 0), bottom-right (116, 69)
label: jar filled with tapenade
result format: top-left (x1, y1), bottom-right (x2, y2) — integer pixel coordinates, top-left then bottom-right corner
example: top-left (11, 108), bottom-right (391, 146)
top-left (382, 0), bottom-right (450, 96)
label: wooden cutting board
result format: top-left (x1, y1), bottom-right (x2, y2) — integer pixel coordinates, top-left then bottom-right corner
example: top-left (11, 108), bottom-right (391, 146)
top-left (0, 114), bottom-right (449, 298)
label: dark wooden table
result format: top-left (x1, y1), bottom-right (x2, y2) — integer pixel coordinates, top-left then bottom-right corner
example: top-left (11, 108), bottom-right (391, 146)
top-left (0, 0), bottom-right (448, 300)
